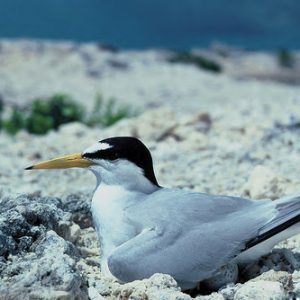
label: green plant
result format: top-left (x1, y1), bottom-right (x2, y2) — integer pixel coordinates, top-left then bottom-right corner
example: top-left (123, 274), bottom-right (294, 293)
top-left (87, 94), bottom-right (135, 127)
top-left (2, 107), bottom-right (26, 135)
top-left (26, 94), bottom-right (85, 134)
top-left (0, 98), bottom-right (3, 113)
top-left (0, 98), bottom-right (3, 130)
top-left (168, 51), bottom-right (222, 73)
top-left (0, 93), bottom-right (136, 136)
top-left (277, 49), bottom-right (295, 69)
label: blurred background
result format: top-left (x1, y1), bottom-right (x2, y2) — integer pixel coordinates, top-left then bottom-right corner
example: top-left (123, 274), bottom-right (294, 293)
top-left (0, 0), bottom-right (299, 135)
top-left (1, 0), bottom-right (299, 49)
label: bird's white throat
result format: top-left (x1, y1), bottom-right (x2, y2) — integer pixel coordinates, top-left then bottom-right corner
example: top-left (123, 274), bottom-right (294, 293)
top-left (89, 159), bottom-right (158, 194)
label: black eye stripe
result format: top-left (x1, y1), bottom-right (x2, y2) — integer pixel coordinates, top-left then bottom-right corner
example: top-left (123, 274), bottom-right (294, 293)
top-left (83, 149), bottom-right (118, 160)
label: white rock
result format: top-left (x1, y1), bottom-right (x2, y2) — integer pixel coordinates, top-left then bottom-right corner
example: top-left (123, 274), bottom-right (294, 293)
top-left (148, 273), bottom-right (179, 289)
top-left (112, 273), bottom-right (189, 300)
top-left (174, 128), bottom-right (209, 151)
top-left (291, 270), bottom-right (300, 297)
top-left (293, 281), bottom-right (300, 298)
top-left (233, 281), bottom-right (285, 300)
top-left (66, 223), bottom-right (81, 243)
top-left (195, 292), bottom-right (224, 300)
top-left (219, 283), bottom-right (242, 300)
top-left (243, 165), bottom-right (283, 200)
top-left (250, 270), bottom-right (291, 288)
top-left (59, 122), bottom-right (89, 136)
top-left (88, 286), bottom-right (105, 300)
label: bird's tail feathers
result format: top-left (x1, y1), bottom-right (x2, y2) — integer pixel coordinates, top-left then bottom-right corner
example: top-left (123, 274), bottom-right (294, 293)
top-left (272, 193), bottom-right (300, 227)
top-left (245, 193), bottom-right (300, 250)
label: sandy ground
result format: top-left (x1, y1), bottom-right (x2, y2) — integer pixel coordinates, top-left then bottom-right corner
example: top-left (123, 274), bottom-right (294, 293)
top-left (1, 40), bottom-right (300, 299)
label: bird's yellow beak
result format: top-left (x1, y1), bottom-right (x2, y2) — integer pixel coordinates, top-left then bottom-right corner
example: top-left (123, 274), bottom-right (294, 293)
top-left (25, 153), bottom-right (95, 170)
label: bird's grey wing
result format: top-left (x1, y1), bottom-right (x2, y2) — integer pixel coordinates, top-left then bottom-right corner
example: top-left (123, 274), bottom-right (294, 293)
top-left (108, 190), bottom-right (276, 286)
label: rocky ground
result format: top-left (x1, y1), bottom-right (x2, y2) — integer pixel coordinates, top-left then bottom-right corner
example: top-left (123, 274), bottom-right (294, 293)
top-left (1, 40), bottom-right (300, 299)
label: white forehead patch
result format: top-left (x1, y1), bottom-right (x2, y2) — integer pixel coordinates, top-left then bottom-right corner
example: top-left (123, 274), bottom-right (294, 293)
top-left (84, 142), bottom-right (112, 154)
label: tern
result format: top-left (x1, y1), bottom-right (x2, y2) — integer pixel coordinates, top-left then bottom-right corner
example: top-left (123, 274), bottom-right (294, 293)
top-left (26, 136), bottom-right (300, 290)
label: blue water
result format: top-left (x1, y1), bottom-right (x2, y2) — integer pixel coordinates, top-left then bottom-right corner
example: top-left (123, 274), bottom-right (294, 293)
top-left (0, 0), bottom-right (299, 50)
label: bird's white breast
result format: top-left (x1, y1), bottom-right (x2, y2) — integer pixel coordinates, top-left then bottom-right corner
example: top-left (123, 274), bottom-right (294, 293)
top-left (91, 184), bottom-right (138, 275)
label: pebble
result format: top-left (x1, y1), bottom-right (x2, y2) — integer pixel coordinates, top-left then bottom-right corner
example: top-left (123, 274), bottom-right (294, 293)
top-left (233, 281), bottom-right (285, 300)
top-left (243, 165), bottom-right (284, 200)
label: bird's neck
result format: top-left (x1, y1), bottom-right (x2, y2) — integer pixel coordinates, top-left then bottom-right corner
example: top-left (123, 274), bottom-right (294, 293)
top-left (90, 166), bottom-right (160, 194)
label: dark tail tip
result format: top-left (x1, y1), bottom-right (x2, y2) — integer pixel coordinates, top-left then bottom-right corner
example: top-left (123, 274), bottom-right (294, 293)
top-left (25, 166), bottom-right (33, 170)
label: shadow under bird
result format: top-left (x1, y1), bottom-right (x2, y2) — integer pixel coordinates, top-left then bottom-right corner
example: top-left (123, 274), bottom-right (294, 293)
top-left (26, 136), bottom-right (300, 290)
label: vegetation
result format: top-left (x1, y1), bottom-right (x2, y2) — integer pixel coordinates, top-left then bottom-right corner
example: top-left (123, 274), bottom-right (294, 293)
top-left (88, 94), bottom-right (135, 127)
top-left (0, 98), bottom-right (3, 130)
top-left (167, 51), bottom-right (222, 73)
top-left (277, 48), bottom-right (295, 68)
top-left (2, 108), bottom-right (26, 135)
top-left (0, 93), bottom-right (135, 135)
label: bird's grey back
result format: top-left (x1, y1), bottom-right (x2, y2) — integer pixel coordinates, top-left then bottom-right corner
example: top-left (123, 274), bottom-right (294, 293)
top-left (128, 188), bottom-right (275, 229)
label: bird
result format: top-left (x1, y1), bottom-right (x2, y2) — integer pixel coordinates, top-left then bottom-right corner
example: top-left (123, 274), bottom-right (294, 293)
top-left (26, 136), bottom-right (300, 291)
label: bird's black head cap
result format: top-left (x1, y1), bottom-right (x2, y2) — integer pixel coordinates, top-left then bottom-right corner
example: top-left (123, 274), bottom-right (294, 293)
top-left (83, 136), bottom-right (160, 187)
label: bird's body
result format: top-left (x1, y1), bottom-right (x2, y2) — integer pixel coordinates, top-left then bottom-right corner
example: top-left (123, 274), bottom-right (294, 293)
top-left (91, 184), bottom-right (300, 289)
top-left (26, 136), bottom-right (300, 290)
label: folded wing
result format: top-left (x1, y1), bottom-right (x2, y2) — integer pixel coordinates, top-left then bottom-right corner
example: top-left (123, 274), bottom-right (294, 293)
top-left (108, 189), bottom-right (277, 288)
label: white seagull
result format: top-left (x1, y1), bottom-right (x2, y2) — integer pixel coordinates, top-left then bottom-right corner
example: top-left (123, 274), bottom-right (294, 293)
top-left (26, 136), bottom-right (300, 290)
